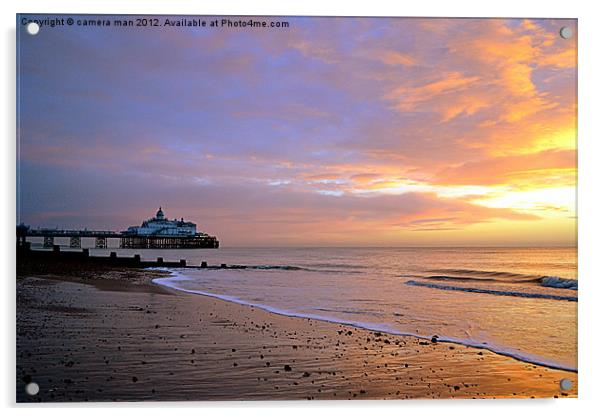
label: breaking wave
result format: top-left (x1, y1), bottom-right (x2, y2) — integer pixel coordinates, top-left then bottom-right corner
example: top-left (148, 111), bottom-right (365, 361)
top-left (406, 280), bottom-right (578, 302)
top-left (540, 276), bottom-right (578, 290)
top-left (244, 265), bottom-right (363, 274)
top-left (422, 268), bottom-right (577, 290)
top-left (249, 265), bottom-right (310, 271)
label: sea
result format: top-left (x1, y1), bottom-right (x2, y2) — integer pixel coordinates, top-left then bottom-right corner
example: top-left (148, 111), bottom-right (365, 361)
top-left (36, 242), bottom-right (579, 372)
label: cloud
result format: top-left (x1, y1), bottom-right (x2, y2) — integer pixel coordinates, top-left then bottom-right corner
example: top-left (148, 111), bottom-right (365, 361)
top-left (17, 16), bottom-right (576, 246)
top-left (20, 159), bottom-right (537, 244)
top-left (433, 149), bottom-right (576, 187)
top-left (379, 50), bottom-right (418, 67)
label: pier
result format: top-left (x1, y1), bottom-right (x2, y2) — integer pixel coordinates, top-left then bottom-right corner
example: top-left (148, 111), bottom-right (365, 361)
top-left (17, 219), bottom-right (219, 250)
top-left (16, 208), bottom-right (219, 250)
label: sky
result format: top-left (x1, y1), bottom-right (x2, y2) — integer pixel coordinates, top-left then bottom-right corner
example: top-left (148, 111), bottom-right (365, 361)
top-left (17, 16), bottom-right (577, 247)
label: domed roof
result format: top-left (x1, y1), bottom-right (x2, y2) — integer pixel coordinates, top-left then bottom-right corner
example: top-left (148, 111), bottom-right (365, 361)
top-left (156, 206), bottom-right (165, 219)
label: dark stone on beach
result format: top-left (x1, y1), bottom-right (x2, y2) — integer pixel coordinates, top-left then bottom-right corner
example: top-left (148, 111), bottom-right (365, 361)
top-left (303, 372), bottom-right (311, 377)
top-left (221, 263), bottom-right (227, 268)
top-left (284, 365), bottom-right (292, 372)
top-left (191, 349), bottom-right (195, 354)
top-left (454, 385), bottom-right (460, 391)
top-left (201, 261), bottom-right (207, 268)
top-left (431, 335), bottom-right (439, 343)
top-left (132, 376), bottom-right (138, 382)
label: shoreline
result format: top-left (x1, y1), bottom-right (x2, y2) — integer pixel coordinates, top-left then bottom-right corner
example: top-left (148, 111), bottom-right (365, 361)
top-left (17, 265), bottom-right (578, 402)
top-left (152, 269), bottom-right (577, 374)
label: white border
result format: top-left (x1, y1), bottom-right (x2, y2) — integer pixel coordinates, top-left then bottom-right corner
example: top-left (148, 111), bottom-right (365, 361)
top-left (2, 0), bottom-right (601, 414)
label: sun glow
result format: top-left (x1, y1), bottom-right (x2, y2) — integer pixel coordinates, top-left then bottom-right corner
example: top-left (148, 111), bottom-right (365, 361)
top-left (473, 186), bottom-right (576, 218)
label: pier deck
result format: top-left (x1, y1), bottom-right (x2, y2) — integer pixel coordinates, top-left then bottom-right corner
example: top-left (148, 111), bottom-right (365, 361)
top-left (17, 225), bottom-right (219, 249)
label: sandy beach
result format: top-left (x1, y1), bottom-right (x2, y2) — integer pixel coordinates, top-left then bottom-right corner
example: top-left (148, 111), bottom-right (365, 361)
top-left (16, 264), bottom-right (577, 402)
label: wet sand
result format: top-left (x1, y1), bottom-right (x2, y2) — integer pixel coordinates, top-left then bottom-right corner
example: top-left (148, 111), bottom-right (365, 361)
top-left (16, 268), bottom-right (577, 402)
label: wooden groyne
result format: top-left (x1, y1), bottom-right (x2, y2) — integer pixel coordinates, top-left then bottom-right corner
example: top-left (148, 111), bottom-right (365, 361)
top-left (17, 243), bottom-right (242, 270)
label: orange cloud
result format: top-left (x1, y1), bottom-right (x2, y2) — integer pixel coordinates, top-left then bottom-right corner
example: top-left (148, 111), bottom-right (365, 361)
top-left (434, 149), bottom-right (575, 186)
top-left (386, 71), bottom-right (480, 112)
top-left (350, 173), bottom-right (382, 184)
top-left (379, 50), bottom-right (418, 66)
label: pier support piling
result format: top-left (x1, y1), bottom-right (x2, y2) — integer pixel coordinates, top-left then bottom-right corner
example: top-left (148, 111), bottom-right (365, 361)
top-left (95, 237), bottom-right (107, 249)
top-left (69, 236), bottom-right (81, 248)
top-left (43, 236), bottom-right (54, 248)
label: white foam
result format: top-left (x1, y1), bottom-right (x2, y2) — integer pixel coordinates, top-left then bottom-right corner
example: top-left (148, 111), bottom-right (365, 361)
top-left (541, 276), bottom-right (578, 290)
